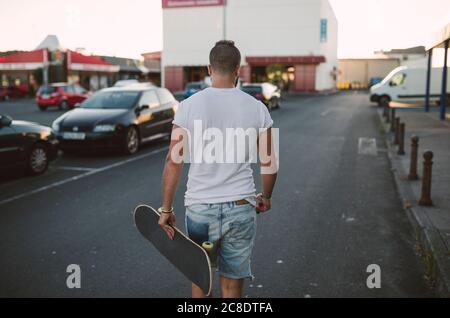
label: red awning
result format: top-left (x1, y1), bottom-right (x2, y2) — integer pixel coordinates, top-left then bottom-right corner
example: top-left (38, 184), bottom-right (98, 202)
top-left (0, 49), bottom-right (47, 70)
top-left (246, 56), bottom-right (326, 66)
top-left (67, 50), bottom-right (119, 73)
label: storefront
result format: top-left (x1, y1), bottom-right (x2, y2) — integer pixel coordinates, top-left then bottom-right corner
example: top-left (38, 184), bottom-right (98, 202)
top-left (0, 49), bottom-right (48, 94)
top-left (161, 0), bottom-right (338, 93)
top-left (66, 50), bottom-right (119, 91)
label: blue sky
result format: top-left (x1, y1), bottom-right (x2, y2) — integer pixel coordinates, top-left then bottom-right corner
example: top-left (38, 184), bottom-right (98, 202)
top-left (0, 0), bottom-right (449, 59)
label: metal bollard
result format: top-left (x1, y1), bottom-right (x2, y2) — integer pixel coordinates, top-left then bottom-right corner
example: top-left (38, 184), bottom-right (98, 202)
top-left (394, 117), bottom-right (400, 145)
top-left (418, 151), bottom-right (434, 206)
top-left (397, 123), bottom-right (405, 155)
top-left (389, 108), bottom-right (396, 130)
top-left (408, 136), bottom-right (419, 180)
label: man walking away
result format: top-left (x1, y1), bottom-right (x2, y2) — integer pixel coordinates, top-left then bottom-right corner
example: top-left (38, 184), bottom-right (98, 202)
top-left (158, 40), bottom-right (278, 298)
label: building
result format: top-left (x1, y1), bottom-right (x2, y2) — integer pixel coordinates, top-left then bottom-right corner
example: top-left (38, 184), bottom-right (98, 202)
top-left (141, 51), bottom-right (162, 86)
top-left (338, 58), bottom-right (400, 89)
top-left (161, 0), bottom-right (338, 93)
top-left (374, 46), bottom-right (427, 68)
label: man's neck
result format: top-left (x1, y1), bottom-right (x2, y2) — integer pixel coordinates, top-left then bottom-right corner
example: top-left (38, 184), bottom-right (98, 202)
top-left (211, 75), bottom-right (236, 89)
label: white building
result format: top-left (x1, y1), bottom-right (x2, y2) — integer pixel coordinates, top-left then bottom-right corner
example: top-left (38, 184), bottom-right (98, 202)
top-left (162, 0), bottom-right (338, 93)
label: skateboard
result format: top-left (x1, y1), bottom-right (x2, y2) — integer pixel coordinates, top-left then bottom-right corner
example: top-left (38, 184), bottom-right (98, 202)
top-left (133, 205), bottom-right (213, 296)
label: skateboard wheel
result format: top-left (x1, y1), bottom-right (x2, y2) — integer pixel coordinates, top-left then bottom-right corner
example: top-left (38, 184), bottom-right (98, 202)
top-left (202, 242), bottom-right (214, 251)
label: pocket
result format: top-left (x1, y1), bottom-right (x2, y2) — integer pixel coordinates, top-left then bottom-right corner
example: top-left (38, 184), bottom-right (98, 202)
top-left (227, 216), bottom-right (256, 241)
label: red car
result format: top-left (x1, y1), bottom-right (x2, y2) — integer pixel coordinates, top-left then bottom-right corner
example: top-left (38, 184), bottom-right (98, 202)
top-left (36, 83), bottom-right (90, 111)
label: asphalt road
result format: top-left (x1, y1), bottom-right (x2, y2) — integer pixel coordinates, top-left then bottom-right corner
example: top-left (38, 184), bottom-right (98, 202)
top-left (0, 93), bottom-right (435, 297)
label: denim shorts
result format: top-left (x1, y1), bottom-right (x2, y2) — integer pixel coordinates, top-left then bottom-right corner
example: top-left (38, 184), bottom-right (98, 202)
top-left (185, 201), bottom-right (257, 280)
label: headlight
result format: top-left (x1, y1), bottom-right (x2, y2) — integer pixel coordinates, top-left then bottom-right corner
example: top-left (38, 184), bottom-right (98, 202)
top-left (52, 121), bottom-right (60, 132)
top-left (93, 124), bottom-right (116, 132)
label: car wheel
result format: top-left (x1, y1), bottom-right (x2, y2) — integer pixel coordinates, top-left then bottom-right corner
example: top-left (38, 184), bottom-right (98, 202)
top-left (38, 105), bottom-right (47, 111)
top-left (123, 126), bottom-right (139, 155)
top-left (378, 95), bottom-right (390, 107)
top-left (59, 100), bottom-right (69, 110)
top-left (28, 144), bottom-right (49, 175)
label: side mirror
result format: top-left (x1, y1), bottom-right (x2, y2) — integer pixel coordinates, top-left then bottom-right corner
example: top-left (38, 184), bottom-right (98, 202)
top-left (137, 104), bottom-right (149, 112)
top-left (0, 115), bottom-right (12, 128)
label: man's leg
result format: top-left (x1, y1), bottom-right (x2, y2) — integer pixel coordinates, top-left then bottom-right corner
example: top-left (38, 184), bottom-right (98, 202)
top-left (192, 283), bottom-right (212, 298)
top-left (220, 276), bottom-right (244, 298)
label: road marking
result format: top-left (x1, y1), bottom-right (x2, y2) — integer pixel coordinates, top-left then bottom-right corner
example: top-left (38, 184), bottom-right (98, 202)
top-left (55, 166), bottom-right (96, 172)
top-left (0, 146), bottom-right (168, 206)
top-left (358, 138), bottom-right (378, 156)
top-left (321, 109), bottom-right (332, 116)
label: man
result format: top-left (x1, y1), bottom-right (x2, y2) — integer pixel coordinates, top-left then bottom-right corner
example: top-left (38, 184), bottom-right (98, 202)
top-left (158, 40), bottom-right (278, 298)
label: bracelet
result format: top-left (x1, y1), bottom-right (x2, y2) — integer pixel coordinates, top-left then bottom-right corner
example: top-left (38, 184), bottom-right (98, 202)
top-left (258, 193), bottom-right (272, 200)
top-left (158, 207), bottom-right (174, 214)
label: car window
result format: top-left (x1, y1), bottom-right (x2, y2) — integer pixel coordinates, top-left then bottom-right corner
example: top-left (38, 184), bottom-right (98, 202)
top-left (62, 85), bottom-right (74, 93)
top-left (390, 73), bottom-right (406, 86)
top-left (81, 91), bottom-right (141, 109)
top-left (242, 86), bottom-right (263, 94)
top-left (74, 85), bottom-right (87, 94)
top-left (157, 88), bottom-right (175, 105)
top-left (139, 90), bottom-right (160, 109)
top-left (38, 86), bottom-right (56, 94)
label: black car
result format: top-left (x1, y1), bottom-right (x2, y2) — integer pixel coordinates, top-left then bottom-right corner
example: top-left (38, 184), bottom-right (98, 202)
top-left (52, 85), bottom-right (178, 155)
top-left (0, 115), bottom-right (58, 176)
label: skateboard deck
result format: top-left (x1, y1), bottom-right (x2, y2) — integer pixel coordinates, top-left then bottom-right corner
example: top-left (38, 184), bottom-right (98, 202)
top-left (133, 205), bottom-right (212, 296)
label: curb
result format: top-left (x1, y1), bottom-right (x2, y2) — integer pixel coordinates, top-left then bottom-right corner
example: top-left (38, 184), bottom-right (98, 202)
top-left (376, 108), bottom-right (450, 298)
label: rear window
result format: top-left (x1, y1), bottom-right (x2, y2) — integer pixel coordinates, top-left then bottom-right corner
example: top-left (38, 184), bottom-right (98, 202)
top-left (242, 86), bottom-right (262, 94)
top-left (38, 86), bottom-right (56, 94)
top-left (157, 88), bottom-right (175, 104)
top-left (186, 83), bottom-right (202, 90)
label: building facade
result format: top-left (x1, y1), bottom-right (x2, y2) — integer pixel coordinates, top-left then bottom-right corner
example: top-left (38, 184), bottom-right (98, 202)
top-left (161, 0), bottom-right (338, 92)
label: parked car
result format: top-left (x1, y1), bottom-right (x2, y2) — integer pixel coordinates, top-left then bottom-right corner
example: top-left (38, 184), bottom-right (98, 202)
top-left (241, 83), bottom-right (281, 111)
top-left (370, 66), bottom-right (450, 106)
top-left (114, 79), bottom-right (139, 87)
top-left (184, 82), bottom-right (208, 99)
top-left (36, 83), bottom-right (90, 111)
top-left (0, 115), bottom-right (58, 176)
top-left (51, 86), bottom-right (178, 155)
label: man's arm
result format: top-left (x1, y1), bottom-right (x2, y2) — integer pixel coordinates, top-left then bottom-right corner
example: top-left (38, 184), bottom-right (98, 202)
top-left (159, 124), bottom-right (186, 239)
top-left (257, 128), bottom-right (278, 212)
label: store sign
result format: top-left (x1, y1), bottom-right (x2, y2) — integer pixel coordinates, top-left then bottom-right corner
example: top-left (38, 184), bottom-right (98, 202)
top-left (162, 0), bottom-right (225, 9)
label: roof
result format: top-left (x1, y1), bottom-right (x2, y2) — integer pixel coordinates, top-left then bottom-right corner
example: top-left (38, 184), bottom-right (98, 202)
top-left (0, 49), bottom-right (47, 70)
top-left (36, 35), bottom-right (63, 52)
top-left (0, 49), bottom-right (46, 63)
top-left (100, 56), bottom-right (142, 73)
top-left (377, 46), bottom-right (426, 55)
top-left (67, 50), bottom-right (119, 73)
top-left (102, 83), bottom-right (157, 92)
top-left (427, 22), bottom-right (450, 50)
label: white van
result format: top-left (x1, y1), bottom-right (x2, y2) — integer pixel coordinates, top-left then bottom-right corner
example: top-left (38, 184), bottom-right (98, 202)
top-left (370, 66), bottom-right (450, 106)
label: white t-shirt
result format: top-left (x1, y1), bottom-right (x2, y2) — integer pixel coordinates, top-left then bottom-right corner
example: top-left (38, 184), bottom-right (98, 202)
top-left (173, 87), bottom-right (273, 206)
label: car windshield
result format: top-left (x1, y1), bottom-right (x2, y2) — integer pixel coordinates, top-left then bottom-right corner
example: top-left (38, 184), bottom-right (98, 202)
top-left (186, 83), bottom-right (202, 90)
top-left (38, 86), bottom-right (57, 94)
top-left (242, 86), bottom-right (262, 93)
top-left (81, 91), bottom-right (141, 109)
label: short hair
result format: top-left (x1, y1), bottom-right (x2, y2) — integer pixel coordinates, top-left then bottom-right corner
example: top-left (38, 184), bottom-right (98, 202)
top-left (209, 40), bottom-right (241, 75)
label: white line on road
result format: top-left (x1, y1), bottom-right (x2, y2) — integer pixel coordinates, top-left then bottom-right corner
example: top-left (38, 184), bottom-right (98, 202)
top-left (321, 109), bottom-right (332, 116)
top-left (55, 166), bottom-right (97, 172)
top-left (0, 146), bottom-right (169, 206)
top-left (358, 138), bottom-right (378, 156)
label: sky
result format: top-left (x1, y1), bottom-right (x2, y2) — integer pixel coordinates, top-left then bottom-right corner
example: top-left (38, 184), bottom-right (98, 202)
top-left (0, 0), bottom-right (449, 59)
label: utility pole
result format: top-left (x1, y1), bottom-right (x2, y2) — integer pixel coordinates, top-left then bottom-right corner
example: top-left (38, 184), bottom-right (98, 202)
top-left (223, 1), bottom-right (227, 40)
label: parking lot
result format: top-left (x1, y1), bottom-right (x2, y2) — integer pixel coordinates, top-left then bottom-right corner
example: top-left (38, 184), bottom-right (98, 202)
top-left (0, 92), bottom-right (435, 297)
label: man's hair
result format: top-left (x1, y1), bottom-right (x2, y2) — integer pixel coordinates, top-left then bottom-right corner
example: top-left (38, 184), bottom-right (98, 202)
top-left (209, 40), bottom-right (241, 75)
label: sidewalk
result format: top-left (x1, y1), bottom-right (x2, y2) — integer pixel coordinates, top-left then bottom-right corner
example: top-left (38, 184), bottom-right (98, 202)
top-left (377, 106), bottom-right (450, 297)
